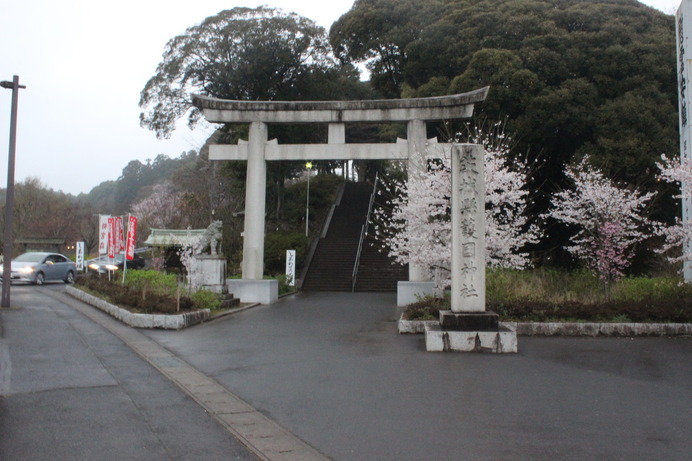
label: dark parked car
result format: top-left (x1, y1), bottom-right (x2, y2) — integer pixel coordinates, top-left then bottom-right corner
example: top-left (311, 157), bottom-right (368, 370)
top-left (0, 252), bottom-right (77, 284)
top-left (86, 253), bottom-right (145, 274)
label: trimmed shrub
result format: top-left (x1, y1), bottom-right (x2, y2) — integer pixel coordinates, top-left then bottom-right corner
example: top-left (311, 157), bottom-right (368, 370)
top-left (405, 269), bottom-right (692, 323)
top-left (76, 273), bottom-right (195, 314)
top-left (264, 232), bottom-right (309, 275)
top-left (190, 289), bottom-right (222, 311)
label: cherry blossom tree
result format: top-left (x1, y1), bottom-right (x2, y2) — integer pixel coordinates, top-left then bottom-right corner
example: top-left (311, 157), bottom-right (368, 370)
top-left (131, 182), bottom-right (188, 232)
top-left (547, 156), bottom-right (653, 285)
top-left (372, 124), bottom-right (538, 289)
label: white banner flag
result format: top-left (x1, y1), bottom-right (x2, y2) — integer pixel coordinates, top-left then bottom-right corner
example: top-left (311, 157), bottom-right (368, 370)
top-left (98, 215), bottom-right (110, 255)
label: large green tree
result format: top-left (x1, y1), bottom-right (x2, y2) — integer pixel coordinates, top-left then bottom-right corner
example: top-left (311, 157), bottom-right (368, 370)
top-left (331, 0), bottom-right (676, 179)
top-left (139, 6), bottom-right (372, 221)
top-left (331, 0), bottom-right (678, 262)
top-left (140, 6), bottom-right (367, 139)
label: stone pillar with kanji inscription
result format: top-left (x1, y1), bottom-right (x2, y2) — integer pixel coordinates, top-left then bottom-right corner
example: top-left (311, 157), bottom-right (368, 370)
top-left (451, 144), bottom-right (486, 312)
top-left (424, 144), bottom-right (517, 353)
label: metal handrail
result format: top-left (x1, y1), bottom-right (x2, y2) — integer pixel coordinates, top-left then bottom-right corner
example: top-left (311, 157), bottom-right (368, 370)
top-left (352, 173), bottom-right (379, 292)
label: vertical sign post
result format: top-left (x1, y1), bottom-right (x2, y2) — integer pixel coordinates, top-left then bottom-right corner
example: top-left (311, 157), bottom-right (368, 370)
top-left (677, 2), bottom-right (692, 282)
top-left (285, 249), bottom-right (296, 287)
top-left (76, 242), bottom-right (85, 271)
top-left (305, 161), bottom-right (313, 237)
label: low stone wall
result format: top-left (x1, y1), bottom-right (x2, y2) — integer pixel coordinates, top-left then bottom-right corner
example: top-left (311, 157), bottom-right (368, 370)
top-left (66, 286), bottom-right (210, 330)
top-left (398, 314), bottom-right (692, 337)
top-left (398, 317), bottom-right (439, 334)
top-left (508, 321), bottom-right (692, 337)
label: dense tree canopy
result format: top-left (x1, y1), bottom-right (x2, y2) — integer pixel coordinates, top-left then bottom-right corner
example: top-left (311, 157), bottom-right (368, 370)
top-left (331, 0), bottom-right (677, 188)
top-left (140, 6), bottom-right (368, 139)
top-left (0, 178), bottom-right (97, 254)
top-left (331, 0), bottom-right (678, 261)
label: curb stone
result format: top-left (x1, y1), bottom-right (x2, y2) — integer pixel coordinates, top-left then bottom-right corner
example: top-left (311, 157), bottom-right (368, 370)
top-left (66, 285), bottom-right (210, 330)
top-left (398, 314), bottom-right (692, 337)
top-left (49, 289), bottom-right (329, 461)
top-left (508, 321), bottom-right (692, 336)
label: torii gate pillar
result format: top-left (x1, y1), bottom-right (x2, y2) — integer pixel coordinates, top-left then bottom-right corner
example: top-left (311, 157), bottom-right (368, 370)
top-left (193, 88), bottom-right (489, 303)
top-left (243, 121), bottom-right (268, 280)
top-left (406, 119), bottom-right (429, 283)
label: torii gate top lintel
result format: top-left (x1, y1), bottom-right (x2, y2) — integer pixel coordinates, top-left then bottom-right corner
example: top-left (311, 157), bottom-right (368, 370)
top-left (192, 87), bottom-right (489, 124)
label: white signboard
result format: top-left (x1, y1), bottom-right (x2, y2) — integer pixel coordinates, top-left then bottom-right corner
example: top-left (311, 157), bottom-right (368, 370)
top-left (285, 249), bottom-right (296, 286)
top-left (98, 215), bottom-right (110, 255)
top-left (677, 2), bottom-right (692, 281)
top-left (76, 241), bottom-right (85, 271)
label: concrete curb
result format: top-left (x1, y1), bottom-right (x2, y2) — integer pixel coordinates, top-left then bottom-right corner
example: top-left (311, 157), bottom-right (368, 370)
top-left (508, 321), bottom-right (692, 337)
top-left (51, 288), bottom-right (328, 460)
top-left (398, 314), bottom-right (692, 337)
top-left (66, 285), bottom-right (210, 330)
top-left (398, 317), bottom-right (438, 334)
top-left (208, 302), bottom-right (260, 321)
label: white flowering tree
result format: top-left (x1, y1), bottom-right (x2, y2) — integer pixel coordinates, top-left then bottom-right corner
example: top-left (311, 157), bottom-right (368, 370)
top-left (131, 181), bottom-right (189, 272)
top-left (547, 156), bottom-right (653, 285)
top-left (655, 154), bottom-right (692, 275)
top-left (372, 124), bottom-right (539, 289)
top-left (131, 181), bottom-right (187, 230)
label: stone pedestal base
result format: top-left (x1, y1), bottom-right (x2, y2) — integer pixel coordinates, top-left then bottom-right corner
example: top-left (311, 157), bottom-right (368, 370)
top-left (397, 281), bottom-right (436, 306)
top-left (227, 279), bottom-right (278, 305)
top-left (439, 310), bottom-right (499, 331)
top-left (189, 255), bottom-right (227, 294)
top-left (425, 323), bottom-right (517, 353)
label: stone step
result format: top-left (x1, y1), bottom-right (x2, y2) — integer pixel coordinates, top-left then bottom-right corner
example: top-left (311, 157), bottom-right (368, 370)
top-left (303, 180), bottom-right (402, 292)
top-left (219, 292), bottom-right (240, 309)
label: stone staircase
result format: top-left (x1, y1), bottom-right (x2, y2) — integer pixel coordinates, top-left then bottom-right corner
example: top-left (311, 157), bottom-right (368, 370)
top-left (301, 181), bottom-right (407, 292)
top-left (219, 291), bottom-right (241, 309)
top-left (352, 234), bottom-right (408, 292)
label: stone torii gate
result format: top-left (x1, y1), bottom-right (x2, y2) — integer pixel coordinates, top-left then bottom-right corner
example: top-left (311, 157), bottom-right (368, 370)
top-left (193, 87), bottom-right (488, 303)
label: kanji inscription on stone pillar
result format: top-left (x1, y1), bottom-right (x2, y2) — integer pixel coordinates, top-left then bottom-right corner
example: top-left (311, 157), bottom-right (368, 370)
top-left (451, 144), bottom-right (486, 312)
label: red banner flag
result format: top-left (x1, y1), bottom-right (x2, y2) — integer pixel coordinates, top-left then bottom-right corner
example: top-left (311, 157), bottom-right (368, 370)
top-left (115, 216), bottom-right (125, 253)
top-left (125, 216), bottom-right (137, 260)
top-left (107, 217), bottom-right (116, 258)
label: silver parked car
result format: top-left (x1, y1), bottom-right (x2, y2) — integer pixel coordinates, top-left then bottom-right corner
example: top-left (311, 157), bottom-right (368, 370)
top-left (86, 253), bottom-right (146, 274)
top-left (0, 252), bottom-right (77, 285)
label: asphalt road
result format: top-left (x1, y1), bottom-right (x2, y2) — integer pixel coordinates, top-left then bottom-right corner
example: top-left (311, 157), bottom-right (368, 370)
top-left (1, 285), bottom-right (691, 460)
top-left (147, 291), bottom-right (692, 461)
top-left (0, 283), bottom-right (256, 461)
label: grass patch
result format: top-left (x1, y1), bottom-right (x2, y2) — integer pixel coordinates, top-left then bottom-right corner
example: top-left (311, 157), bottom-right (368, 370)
top-left (75, 271), bottom-right (221, 314)
top-left (405, 269), bottom-right (692, 323)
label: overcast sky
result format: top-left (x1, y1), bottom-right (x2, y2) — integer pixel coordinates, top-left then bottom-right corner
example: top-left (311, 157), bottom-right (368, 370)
top-left (0, 0), bottom-right (681, 196)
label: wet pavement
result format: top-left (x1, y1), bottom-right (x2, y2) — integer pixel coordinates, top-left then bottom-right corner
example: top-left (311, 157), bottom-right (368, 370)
top-left (1, 286), bottom-right (691, 460)
top-left (0, 284), bottom-right (256, 461)
top-left (146, 291), bottom-right (692, 461)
